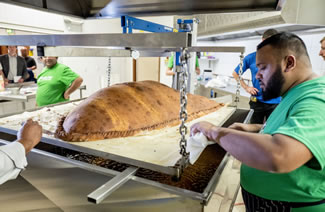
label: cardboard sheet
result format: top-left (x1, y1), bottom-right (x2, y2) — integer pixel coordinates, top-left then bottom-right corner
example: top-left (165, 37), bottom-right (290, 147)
top-left (70, 106), bottom-right (235, 166)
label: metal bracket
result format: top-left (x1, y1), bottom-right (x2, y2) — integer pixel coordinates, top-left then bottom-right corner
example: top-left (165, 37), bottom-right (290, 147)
top-left (174, 155), bottom-right (190, 180)
top-left (121, 15), bottom-right (174, 34)
top-left (88, 166), bottom-right (138, 204)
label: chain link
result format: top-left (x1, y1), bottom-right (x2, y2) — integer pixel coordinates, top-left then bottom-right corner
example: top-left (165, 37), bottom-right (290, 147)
top-left (107, 57), bottom-right (111, 87)
top-left (234, 53), bottom-right (244, 108)
top-left (179, 48), bottom-right (190, 157)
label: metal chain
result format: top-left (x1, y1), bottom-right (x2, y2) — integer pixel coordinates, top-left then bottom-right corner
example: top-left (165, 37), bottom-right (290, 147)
top-left (107, 57), bottom-right (111, 87)
top-left (179, 48), bottom-right (190, 157)
top-left (234, 53), bottom-right (244, 108)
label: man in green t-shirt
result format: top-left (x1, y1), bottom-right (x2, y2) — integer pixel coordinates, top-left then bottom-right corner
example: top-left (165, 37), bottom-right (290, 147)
top-left (36, 57), bottom-right (83, 106)
top-left (191, 32), bottom-right (325, 211)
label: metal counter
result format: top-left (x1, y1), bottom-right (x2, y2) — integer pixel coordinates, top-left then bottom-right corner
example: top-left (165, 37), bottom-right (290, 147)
top-left (0, 83), bottom-right (37, 113)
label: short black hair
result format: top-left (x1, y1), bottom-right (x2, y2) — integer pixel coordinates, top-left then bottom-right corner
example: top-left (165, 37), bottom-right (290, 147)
top-left (257, 32), bottom-right (310, 62)
top-left (262, 29), bottom-right (278, 39)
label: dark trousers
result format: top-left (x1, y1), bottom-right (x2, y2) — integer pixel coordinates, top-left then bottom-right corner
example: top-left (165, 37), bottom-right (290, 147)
top-left (249, 100), bottom-right (278, 124)
top-left (242, 186), bottom-right (325, 212)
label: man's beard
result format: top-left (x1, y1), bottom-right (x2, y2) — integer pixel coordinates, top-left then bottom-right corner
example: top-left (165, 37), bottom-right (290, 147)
top-left (261, 65), bottom-right (284, 101)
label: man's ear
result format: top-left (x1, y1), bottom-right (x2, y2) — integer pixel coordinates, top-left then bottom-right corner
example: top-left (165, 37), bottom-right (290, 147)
top-left (285, 55), bottom-right (296, 72)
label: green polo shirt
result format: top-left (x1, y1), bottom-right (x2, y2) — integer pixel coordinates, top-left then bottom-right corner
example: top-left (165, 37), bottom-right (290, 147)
top-left (241, 76), bottom-right (325, 211)
top-left (36, 63), bottom-right (79, 106)
top-left (167, 54), bottom-right (199, 68)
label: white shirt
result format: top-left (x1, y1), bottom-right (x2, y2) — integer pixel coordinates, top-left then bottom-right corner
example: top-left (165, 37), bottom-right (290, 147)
top-left (0, 142), bottom-right (27, 185)
top-left (8, 55), bottom-right (18, 80)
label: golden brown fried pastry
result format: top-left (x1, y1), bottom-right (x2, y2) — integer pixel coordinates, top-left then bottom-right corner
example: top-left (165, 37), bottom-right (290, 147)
top-left (55, 81), bottom-right (223, 142)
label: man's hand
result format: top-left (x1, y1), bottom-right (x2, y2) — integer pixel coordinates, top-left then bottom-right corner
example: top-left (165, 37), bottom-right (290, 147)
top-left (166, 68), bottom-right (175, 76)
top-left (195, 67), bottom-right (200, 75)
top-left (228, 122), bottom-right (262, 133)
top-left (190, 121), bottom-right (219, 141)
top-left (64, 91), bottom-right (70, 100)
top-left (245, 86), bottom-right (259, 95)
top-left (4, 78), bottom-right (9, 86)
top-left (63, 77), bottom-right (83, 100)
top-left (18, 78), bottom-right (24, 83)
top-left (17, 119), bottom-right (42, 154)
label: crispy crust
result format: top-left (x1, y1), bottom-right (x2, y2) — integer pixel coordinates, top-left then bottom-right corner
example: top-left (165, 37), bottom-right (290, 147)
top-left (55, 81), bottom-right (223, 142)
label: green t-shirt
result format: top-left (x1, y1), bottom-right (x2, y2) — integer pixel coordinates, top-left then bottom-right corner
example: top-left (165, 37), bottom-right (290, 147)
top-left (36, 63), bottom-right (79, 106)
top-left (241, 76), bottom-right (325, 211)
top-left (167, 54), bottom-right (199, 68)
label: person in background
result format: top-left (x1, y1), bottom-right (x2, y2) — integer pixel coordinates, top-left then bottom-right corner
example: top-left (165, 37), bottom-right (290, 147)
top-left (166, 52), bottom-right (200, 90)
top-left (36, 57), bottom-right (83, 106)
top-left (20, 46), bottom-right (37, 83)
top-left (0, 46), bottom-right (29, 85)
top-left (232, 29), bottom-right (281, 124)
top-left (191, 32), bottom-right (325, 211)
top-left (0, 119), bottom-right (42, 185)
top-left (319, 36), bottom-right (325, 60)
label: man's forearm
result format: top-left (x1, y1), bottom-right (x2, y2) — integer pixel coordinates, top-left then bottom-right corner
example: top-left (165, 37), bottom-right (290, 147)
top-left (212, 128), bottom-right (274, 171)
top-left (166, 68), bottom-right (175, 76)
top-left (229, 122), bottom-right (263, 132)
top-left (0, 142), bottom-right (27, 185)
top-left (240, 80), bottom-right (248, 90)
top-left (65, 77), bottom-right (83, 96)
top-left (28, 66), bottom-right (37, 71)
top-left (233, 71), bottom-right (248, 89)
top-left (208, 127), bottom-right (312, 173)
top-left (248, 124), bottom-right (263, 132)
top-left (0, 69), bottom-right (8, 85)
top-left (0, 69), bottom-right (5, 80)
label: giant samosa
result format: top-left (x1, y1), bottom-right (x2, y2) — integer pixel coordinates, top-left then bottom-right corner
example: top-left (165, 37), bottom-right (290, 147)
top-left (55, 81), bottom-right (223, 142)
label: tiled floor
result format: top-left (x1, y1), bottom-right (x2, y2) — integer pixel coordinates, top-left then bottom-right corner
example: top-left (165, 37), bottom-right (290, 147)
top-left (232, 188), bottom-right (245, 212)
top-left (204, 156), bottom-right (246, 212)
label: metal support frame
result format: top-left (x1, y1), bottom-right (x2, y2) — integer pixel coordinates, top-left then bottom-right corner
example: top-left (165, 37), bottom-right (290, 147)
top-left (189, 46), bottom-right (245, 54)
top-left (177, 19), bottom-right (194, 33)
top-left (0, 33), bottom-right (190, 49)
top-left (88, 166), bottom-right (138, 204)
top-left (121, 15), bottom-right (174, 34)
top-left (0, 31), bottom-right (246, 177)
top-left (44, 47), bottom-right (131, 57)
top-left (174, 19), bottom-right (194, 66)
top-left (79, 85), bottom-right (86, 98)
top-left (38, 46), bottom-right (245, 58)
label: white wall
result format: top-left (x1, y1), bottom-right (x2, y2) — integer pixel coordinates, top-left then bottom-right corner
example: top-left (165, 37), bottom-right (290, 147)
top-left (80, 16), bottom-right (174, 93)
top-left (0, 2), bottom-right (174, 98)
top-left (58, 18), bottom-right (130, 98)
top-left (197, 29), bottom-right (325, 83)
top-left (0, 2), bottom-right (65, 34)
top-left (133, 16), bottom-right (174, 87)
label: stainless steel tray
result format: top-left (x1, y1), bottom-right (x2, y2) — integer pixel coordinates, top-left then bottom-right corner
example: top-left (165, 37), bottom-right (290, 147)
top-left (0, 104), bottom-right (252, 205)
top-left (0, 100), bottom-right (238, 176)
